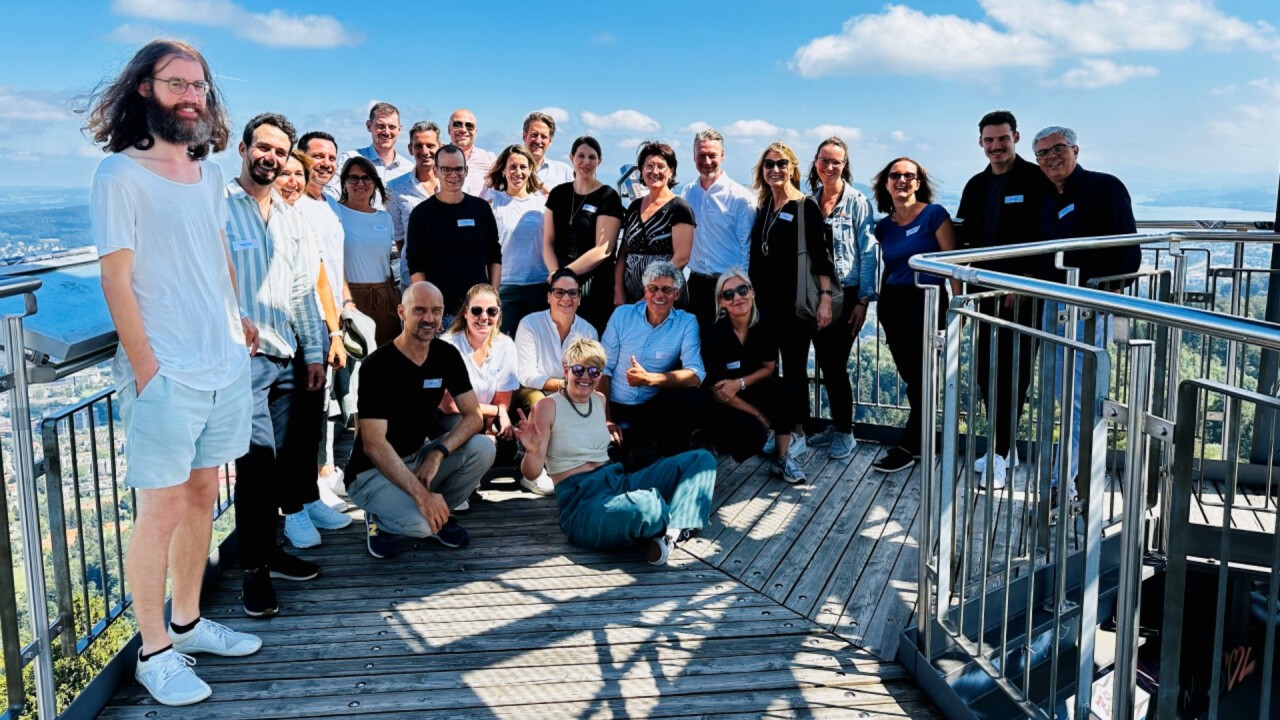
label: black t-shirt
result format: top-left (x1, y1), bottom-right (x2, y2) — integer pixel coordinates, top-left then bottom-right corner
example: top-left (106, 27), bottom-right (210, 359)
top-left (545, 183), bottom-right (625, 267)
top-left (345, 339), bottom-right (473, 480)
top-left (955, 155), bottom-right (1051, 278)
top-left (621, 196), bottom-right (696, 258)
top-left (748, 196), bottom-right (834, 317)
top-left (404, 194), bottom-right (502, 316)
top-left (702, 317), bottom-right (780, 387)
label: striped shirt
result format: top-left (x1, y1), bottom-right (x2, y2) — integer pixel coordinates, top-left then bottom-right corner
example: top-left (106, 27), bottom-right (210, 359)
top-left (224, 181), bottom-right (326, 364)
top-left (601, 301), bottom-right (704, 406)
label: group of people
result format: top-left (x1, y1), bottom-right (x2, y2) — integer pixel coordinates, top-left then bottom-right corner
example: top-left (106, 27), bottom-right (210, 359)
top-left (86, 38), bottom-right (1137, 708)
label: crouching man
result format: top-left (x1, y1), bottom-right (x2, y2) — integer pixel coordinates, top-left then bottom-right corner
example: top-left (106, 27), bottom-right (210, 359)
top-left (345, 281), bottom-right (496, 558)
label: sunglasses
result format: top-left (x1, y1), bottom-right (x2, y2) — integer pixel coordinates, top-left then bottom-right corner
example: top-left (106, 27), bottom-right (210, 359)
top-left (646, 284), bottom-right (677, 296)
top-left (468, 305), bottom-right (500, 318)
top-left (762, 159), bottom-right (791, 171)
top-left (346, 175), bottom-right (374, 185)
top-left (889, 172), bottom-right (918, 182)
top-left (550, 288), bottom-right (580, 299)
top-left (719, 284), bottom-right (752, 301)
top-left (451, 120), bottom-right (477, 131)
top-left (568, 364), bottom-right (602, 379)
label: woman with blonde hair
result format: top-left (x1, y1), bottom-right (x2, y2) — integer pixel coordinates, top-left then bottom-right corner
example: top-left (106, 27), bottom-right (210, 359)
top-left (747, 141), bottom-right (836, 464)
top-left (440, 283), bottom-right (519, 450)
top-left (484, 144), bottom-right (548, 334)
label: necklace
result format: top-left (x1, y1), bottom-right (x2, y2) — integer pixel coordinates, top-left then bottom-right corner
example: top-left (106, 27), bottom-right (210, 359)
top-left (761, 198), bottom-right (789, 256)
top-left (561, 389), bottom-right (592, 418)
top-left (568, 189), bottom-right (588, 225)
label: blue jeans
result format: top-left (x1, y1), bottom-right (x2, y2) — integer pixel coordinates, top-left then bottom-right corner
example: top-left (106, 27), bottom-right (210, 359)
top-left (554, 450), bottom-right (717, 550)
top-left (1043, 302), bottom-right (1110, 487)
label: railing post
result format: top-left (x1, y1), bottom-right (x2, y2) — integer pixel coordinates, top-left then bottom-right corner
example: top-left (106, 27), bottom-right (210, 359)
top-left (4, 308), bottom-right (57, 718)
top-left (1113, 340), bottom-right (1153, 720)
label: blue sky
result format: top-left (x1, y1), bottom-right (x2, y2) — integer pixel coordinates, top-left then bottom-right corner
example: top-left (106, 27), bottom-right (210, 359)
top-left (1, 0), bottom-right (1278, 215)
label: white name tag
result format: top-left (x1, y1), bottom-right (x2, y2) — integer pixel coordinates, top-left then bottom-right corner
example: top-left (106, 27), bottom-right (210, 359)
top-left (373, 224), bottom-right (387, 231)
top-left (230, 238), bottom-right (259, 251)
top-left (457, 219), bottom-right (476, 228)
top-left (1058, 203), bottom-right (1075, 219)
top-left (726, 360), bottom-right (741, 370)
top-left (1004, 195), bottom-right (1024, 204)
top-left (905, 226), bottom-right (920, 236)
top-left (582, 204), bottom-right (597, 214)
top-left (422, 379), bottom-right (442, 389)
top-left (655, 351), bottom-right (671, 360)
top-left (778, 212), bottom-right (794, 222)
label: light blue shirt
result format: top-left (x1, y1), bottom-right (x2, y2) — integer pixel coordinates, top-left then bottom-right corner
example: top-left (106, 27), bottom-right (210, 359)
top-left (602, 301), bottom-right (704, 406)
top-left (325, 145), bottom-right (413, 206)
top-left (812, 182), bottom-right (879, 300)
top-left (681, 173), bottom-right (757, 276)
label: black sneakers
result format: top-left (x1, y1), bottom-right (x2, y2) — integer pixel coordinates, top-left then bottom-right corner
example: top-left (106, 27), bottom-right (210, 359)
top-left (242, 567), bottom-right (278, 618)
top-left (871, 446), bottom-right (915, 474)
top-left (268, 549), bottom-right (320, 581)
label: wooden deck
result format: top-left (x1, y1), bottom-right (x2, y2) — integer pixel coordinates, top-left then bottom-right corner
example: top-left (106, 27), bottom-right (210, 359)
top-left (97, 442), bottom-right (940, 719)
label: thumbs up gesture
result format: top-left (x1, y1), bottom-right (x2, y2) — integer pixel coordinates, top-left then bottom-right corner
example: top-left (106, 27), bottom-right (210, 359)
top-left (625, 355), bottom-right (654, 387)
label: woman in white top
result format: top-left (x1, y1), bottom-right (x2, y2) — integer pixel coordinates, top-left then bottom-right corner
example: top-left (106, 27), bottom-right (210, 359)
top-left (338, 156), bottom-right (399, 347)
top-left (441, 283), bottom-right (520, 443)
top-left (484, 144), bottom-right (548, 335)
top-left (514, 268), bottom-right (598, 412)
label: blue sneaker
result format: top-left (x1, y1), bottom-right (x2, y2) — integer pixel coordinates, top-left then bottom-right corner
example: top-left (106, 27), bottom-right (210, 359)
top-left (428, 517), bottom-right (470, 549)
top-left (365, 514), bottom-right (400, 559)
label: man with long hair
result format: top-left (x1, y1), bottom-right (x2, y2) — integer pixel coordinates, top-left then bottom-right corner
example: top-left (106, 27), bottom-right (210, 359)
top-left (86, 39), bottom-right (262, 706)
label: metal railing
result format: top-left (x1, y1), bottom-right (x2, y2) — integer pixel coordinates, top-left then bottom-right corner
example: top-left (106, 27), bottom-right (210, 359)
top-left (906, 230), bottom-right (1280, 719)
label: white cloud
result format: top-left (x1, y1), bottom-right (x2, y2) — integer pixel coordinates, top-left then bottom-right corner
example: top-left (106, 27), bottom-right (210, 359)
top-left (790, 4), bottom-right (1052, 77)
top-left (723, 119), bottom-right (790, 138)
top-left (0, 86), bottom-right (70, 122)
top-left (1210, 78), bottom-right (1280, 138)
top-left (615, 137), bottom-right (645, 152)
top-left (890, 130), bottom-right (909, 142)
top-left (580, 109), bottom-right (660, 133)
top-left (679, 121), bottom-right (712, 135)
top-left (1053, 59), bottom-right (1157, 88)
top-left (104, 22), bottom-right (171, 44)
top-left (112, 0), bottom-right (361, 49)
top-left (535, 107), bottom-right (571, 125)
top-left (806, 124), bottom-right (865, 142)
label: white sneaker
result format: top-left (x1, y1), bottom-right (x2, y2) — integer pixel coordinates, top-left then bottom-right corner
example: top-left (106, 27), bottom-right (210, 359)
top-left (788, 433), bottom-right (808, 461)
top-left (135, 648), bottom-right (210, 706)
top-left (974, 453), bottom-right (988, 474)
top-left (170, 618), bottom-right (262, 657)
top-left (305, 500), bottom-right (352, 530)
top-left (979, 453), bottom-right (1008, 491)
top-left (317, 478), bottom-right (349, 512)
top-left (519, 470), bottom-right (555, 496)
top-left (645, 534), bottom-right (673, 566)
top-left (319, 468), bottom-right (347, 500)
top-left (283, 510), bottom-right (321, 548)
top-left (454, 499), bottom-right (470, 512)
top-left (762, 430), bottom-right (776, 455)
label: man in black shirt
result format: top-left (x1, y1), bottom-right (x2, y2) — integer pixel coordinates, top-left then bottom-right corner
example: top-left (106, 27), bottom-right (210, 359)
top-left (405, 144), bottom-right (502, 323)
top-left (345, 281), bottom-right (496, 558)
top-left (955, 110), bottom-right (1051, 491)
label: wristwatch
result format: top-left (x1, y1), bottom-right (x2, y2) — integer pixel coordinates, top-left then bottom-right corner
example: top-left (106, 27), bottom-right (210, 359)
top-left (818, 289), bottom-right (836, 297)
top-left (739, 378), bottom-right (747, 392)
top-left (432, 444), bottom-right (450, 460)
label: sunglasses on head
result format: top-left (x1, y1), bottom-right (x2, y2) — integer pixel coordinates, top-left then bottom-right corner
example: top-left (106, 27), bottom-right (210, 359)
top-left (720, 284), bottom-right (752, 301)
top-left (568, 364), bottom-right (602, 379)
top-left (468, 305), bottom-right (500, 318)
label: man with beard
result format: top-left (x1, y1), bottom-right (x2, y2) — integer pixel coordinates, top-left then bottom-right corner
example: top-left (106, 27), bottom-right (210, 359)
top-left (89, 39), bottom-right (262, 706)
top-left (224, 113), bottom-right (329, 618)
top-left (448, 108), bottom-right (497, 196)
top-left (387, 121), bottom-right (442, 291)
top-left (328, 102), bottom-right (411, 202)
top-left (346, 281), bottom-right (495, 559)
top-left (522, 111), bottom-right (573, 191)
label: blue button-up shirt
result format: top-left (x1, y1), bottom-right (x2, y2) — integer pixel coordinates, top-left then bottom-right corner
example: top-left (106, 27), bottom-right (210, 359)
top-left (681, 173), bottom-right (757, 276)
top-left (602, 301), bottom-right (704, 405)
top-left (811, 182), bottom-right (878, 300)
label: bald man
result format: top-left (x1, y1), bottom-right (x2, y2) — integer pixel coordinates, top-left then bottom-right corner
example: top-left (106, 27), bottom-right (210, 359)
top-left (448, 108), bottom-right (496, 195)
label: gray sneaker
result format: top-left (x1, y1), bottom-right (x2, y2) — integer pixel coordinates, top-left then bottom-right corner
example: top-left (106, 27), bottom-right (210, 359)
top-left (828, 432), bottom-right (857, 460)
top-left (170, 618), bottom-right (261, 657)
top-left (762, 430), bottom-right (776, 455)
top-left (135, 648), bottom-right (210, 706)
top-left (781, 455), bottom-right (806, 485)
top-left (807, 426), bottom-right (837, 447)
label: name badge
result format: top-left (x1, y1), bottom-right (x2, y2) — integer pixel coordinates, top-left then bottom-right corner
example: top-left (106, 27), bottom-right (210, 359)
top-left (1058, 203), bottom-right (1076, 219)
top-left (457, 219), bottom-right (476, 228)
top-left (778, 212), bottom-right (794, 222)
top-left (230, 238), bottom-right (259, 251)
top-left (655, 351), bottom-right (671, 360)
top-left (373, 224), bottom-right (387, 231)
top-left (905, 226), bottom-right (920, 236)
top-left (1004, 195), bottom-right (1024, 204)
top-left (582, 204), bottom-right (597, 214)
top-left (422, 379), bottom-right (442, 389)
top-left (726, 360), bottom-right (741, 370)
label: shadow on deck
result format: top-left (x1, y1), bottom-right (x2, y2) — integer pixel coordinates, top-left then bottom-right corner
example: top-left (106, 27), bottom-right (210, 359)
top-left (96, 442), bottom-right (940, 719)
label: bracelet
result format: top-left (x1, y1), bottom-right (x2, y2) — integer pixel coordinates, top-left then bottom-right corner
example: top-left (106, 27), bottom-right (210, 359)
top-left (739, 378), bottom-right (746, 392)
top-left (432, 444), bottom-right (450, 460)
top-left (329, 331), bottom-right (342, 339)
top-left (818, 289), bottom-right (835, 297)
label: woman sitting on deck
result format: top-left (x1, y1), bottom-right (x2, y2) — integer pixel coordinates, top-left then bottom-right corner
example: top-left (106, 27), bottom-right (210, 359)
top-left (514, 338), bottom-right (716, 565)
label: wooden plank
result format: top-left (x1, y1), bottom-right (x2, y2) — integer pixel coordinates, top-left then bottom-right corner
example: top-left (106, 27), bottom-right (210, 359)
top-left (846, 495), bottom-right (924, 658)
top-left (697, 458), bottom-right (779, 550)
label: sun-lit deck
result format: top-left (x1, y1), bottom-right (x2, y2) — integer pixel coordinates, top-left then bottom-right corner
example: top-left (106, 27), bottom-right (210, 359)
top-left (95, 443), bottom-right (941, 719)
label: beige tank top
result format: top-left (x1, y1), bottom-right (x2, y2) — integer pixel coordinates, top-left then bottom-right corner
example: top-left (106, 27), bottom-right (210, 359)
top-left (546, 391), bottom-right (613, 476)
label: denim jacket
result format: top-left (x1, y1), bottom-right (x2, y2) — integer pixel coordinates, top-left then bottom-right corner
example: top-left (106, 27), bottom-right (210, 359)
top-left (811, 182), bottom-right (878, 301)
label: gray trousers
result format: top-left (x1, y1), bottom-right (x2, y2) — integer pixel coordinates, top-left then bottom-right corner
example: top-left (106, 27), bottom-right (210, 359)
top-left (347, 414), bottom-right (495, 536)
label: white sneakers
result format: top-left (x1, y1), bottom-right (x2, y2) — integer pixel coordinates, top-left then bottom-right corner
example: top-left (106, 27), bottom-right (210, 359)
top-left (519, 470), bottom-right (555, 496)
top-left (138, 619), bottom-right (262, 706)
top-left (976, 452), bottom-right (1009, 491)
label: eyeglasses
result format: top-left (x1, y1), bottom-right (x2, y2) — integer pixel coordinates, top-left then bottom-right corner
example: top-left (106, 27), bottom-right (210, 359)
top-left (438, 166), bottom-right (468, 176)
top-left (762, 159), bottom-right (791, 171)
top-left (151, 77), bottom-right (210, 96)
top-left (889, 172), bottom-right (918, 182)
top-left (451, 120), bottom-right (477, 131)
top-left (645, 284), bottom-right (677, 296)
top-left (550, 288), bottom-right (581, 299)
top-left (1034, 143), bottom-right (1072, 160)
top-left (568, 364), bottom-right (602, 379)
top-left (719, 284), bottom-right (752, 301)
top-left (642, 163), bottom-right (669, 174)
top-left (468, 305), bottom-right (500, 318)
top-left (345, 175), bottom-right (374, 185)
top-left (817, 158), bottom-right (846, 168)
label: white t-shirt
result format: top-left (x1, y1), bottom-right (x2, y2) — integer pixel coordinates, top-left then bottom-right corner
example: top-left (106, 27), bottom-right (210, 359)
top-left (336, 204), bottom-right (394, 284)
top-left (488, 192), bottom-right (548, 286)
top-left (514, 310), bottom-right (599, 389)
top-left (91, 154), bottom-right (247, 391)
top-left (296, 194), bottom-right (345, 309)
top-left (462, 146), bottom-right (497, 196)
top-left (444, 330), bottom-right (519, 405)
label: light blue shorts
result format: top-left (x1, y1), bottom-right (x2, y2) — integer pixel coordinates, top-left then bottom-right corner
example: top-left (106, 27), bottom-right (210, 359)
top-left (117, 364), bottom-right (252, 489)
